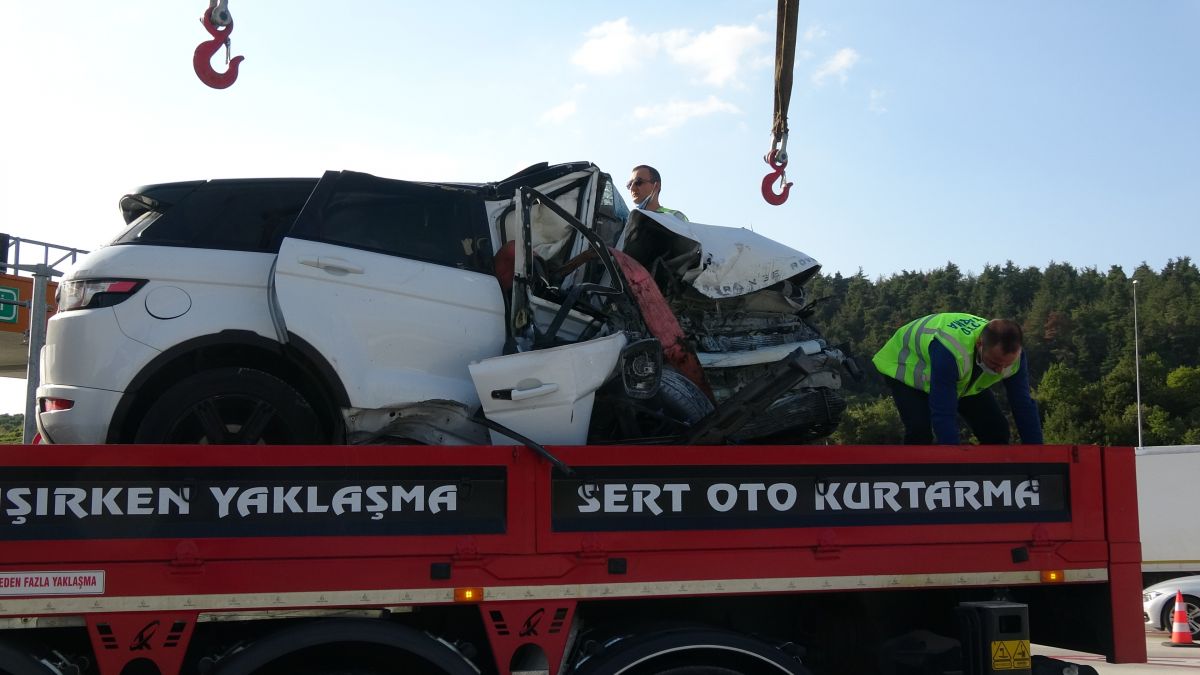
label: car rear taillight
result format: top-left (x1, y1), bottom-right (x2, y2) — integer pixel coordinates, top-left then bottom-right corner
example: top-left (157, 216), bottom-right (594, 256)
top-left (56, 279), bottom-right (146, 312)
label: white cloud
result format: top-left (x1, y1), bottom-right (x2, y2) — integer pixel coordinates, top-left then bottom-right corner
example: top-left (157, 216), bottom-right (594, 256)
top-left (666, 24), bottom-right (770, 87)
top-left (540, 100), bottom-right (578, 125)
top-left (632, 95), bottom-right (740, 136)
top-left (571, 18), bottom-right (769, 87)
top-left (812, 48), bottom-right (860, 85)
top-left (571, 18), bottom-right (657, 75)
top-left (803, 24), bottom-right (828, 42)
top-left (869, 89), bottom-right (888, 114)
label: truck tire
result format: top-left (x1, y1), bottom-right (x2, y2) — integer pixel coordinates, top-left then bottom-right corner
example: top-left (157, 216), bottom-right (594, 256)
top-left (134, 367), bottom-right (324, 444)
top-left (0, 641), bottom-right (58, 675)
top-left (1162, 594), bottom-right (1200, 639)
top-left (211, 619), bottom-right (477, 675)
top-left (574, 628), bottom-right (808, 675)
top-left (638, 662), bottom-right (739, 667)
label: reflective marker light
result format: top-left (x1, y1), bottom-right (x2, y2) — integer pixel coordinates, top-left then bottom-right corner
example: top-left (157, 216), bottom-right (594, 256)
top-left (454, 587), bottom-right (484, 603)
top-left (41, 398), bottom-right (75, 413)
top-left (1041, 570), bottom-right (1065, 583)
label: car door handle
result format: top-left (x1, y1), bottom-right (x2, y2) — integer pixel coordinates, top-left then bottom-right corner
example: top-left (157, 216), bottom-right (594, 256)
top-left (298, 256), bottom-right (364, 274)
top-left (491, 383), bottom-right (560, 401)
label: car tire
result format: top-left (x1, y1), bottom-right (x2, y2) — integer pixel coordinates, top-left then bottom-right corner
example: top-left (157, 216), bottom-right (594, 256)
top-left (1162, 594), bottom-right (1200, 639)
top-left (654, 367), bottom-right (715, 426)
top-left (134, 367), bottom-right (324, 444)
top-left (589, 367), bottom-right (713, 442)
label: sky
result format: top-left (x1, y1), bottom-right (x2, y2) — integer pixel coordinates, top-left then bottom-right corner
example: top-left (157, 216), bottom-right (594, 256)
top-left (2, 1), bottom-right (1198, 413)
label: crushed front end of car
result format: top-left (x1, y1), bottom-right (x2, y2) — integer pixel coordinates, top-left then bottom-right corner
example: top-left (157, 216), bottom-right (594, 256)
top-left (474, 162), bottom-right (859, 446)
top-left (615, 209), bottom-right (860, 442)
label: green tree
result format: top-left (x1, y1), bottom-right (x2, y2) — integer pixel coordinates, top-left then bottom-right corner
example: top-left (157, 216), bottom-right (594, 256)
top-left (830, 397), bottom-right (903, 445)
top-left (0, 414), bottom-right (24, 444)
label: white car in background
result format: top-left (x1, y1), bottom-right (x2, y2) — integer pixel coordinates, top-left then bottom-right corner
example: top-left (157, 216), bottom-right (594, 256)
top-left (1143, 575), bottom-right (1200, 639)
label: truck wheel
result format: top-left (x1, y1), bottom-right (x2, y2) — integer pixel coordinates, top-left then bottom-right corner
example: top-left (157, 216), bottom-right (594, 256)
top-left (0, 640), bottom-right (59, 675)
top-left (134, 367), bottom-right (323, 444)
top-left (210, 619), bottom-right (477, 675)
top-left (1162, 595), bottom-right (1200, 639)
top-left (638, 662), bottom-right (739, 667)
top-left (574, 628), bottom-right (807, 675)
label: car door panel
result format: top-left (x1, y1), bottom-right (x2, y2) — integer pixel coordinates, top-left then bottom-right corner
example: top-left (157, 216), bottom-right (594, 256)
top-left (273, 171), bottom-right (505, 410)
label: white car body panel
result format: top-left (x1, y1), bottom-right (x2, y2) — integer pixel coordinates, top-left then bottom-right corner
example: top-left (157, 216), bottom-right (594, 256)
top-left (39, 245), bottom-right (284, 444)
top-left (622, 210), bottom-right (820, 299)
top-left (68, 246), bottom-right (281, 351)
top-left (34, 384), bottom-right (125, 444)
top-left (469, 332), bottom-right (626, 445)
top-left (41, 307), bottom-right (160, 391)
top-left (273, 236), bottom-right (506, 409)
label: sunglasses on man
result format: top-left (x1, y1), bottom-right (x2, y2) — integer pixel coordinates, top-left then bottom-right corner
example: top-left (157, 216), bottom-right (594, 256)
top-left (626, 177), bottom-right (657, 190)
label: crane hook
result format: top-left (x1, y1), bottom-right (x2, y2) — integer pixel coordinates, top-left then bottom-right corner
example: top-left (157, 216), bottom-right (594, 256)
top-left (193, 7), bottom-right (244, 89)
top-left (761, 149), bottom-right (793, 206)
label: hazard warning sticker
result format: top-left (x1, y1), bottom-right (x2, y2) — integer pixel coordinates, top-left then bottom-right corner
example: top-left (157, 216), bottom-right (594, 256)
top-left (1011, 640), bottom-right (1031, 669)
top-left (990, 639), bottom-right (1031, 670)
top-left (0, 571), bottom-right (105, 596)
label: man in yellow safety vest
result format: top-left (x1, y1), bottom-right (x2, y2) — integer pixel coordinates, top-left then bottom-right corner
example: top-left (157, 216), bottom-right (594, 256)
top-left (872, 313), bottom-right (1043, 445)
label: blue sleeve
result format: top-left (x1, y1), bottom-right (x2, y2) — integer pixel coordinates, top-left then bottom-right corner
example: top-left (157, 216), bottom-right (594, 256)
top-left (928, 341), bottom-right (960, 444)
top-left (1004, 351), bottom-right (1044, 444)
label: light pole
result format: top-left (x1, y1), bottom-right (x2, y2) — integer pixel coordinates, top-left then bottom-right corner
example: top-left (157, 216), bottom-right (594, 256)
top-left (1132, 279), bottom-right (1144, 450)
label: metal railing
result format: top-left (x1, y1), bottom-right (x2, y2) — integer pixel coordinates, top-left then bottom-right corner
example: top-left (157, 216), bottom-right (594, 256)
top-left (0, 234), bottom-right (90, 443)
top-left (0, 234), bottom-right (89, 276)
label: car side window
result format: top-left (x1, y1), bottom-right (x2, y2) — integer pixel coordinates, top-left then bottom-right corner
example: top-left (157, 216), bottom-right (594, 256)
top-left (118, 181), bottom-right (316, 252)
top-left (299, 173), bottom-right (493, 273)
top-left (224, 184), bottom-right (317, 251)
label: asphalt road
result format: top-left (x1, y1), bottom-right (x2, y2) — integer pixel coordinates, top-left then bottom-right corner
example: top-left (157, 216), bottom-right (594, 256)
top-left (1034, 629), bottom-right (1200, 672)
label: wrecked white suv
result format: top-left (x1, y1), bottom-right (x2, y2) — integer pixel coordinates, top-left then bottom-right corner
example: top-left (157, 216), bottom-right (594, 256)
top-left (37, 162), bottom-right (857, 446)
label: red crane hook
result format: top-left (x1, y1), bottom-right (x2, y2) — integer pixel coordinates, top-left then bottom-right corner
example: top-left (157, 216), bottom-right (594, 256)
top-left (193, 8), bottom-right (244, 89)
top-left (761, 149), bottom-right (793, 206)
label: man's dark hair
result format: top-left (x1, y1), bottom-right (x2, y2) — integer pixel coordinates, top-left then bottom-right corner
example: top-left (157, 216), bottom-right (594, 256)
top-left (981, 319), bottom-right (1024, 354)
top-left (631, 165), bottom-right (661, 183)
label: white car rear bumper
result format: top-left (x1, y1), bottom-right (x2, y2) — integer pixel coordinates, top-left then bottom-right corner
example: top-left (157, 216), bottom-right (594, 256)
top-left (35, 384), bottom-right (124, 444)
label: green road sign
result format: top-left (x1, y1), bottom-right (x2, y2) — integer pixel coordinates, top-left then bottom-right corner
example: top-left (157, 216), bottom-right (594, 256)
top-left (0, 286), bottom-right (18, 323)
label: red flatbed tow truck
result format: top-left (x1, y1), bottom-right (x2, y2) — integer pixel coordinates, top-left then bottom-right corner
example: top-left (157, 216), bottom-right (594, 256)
top-left (0, 443), bottom-right (1146, 675)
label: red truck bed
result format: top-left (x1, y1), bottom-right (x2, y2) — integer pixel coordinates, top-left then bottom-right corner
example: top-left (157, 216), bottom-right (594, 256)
top-left (0, 443), bottom-right (1146, 675)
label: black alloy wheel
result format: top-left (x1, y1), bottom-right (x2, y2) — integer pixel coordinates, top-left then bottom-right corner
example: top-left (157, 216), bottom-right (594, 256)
top-left (134, 367), bottom-right (323, 444)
